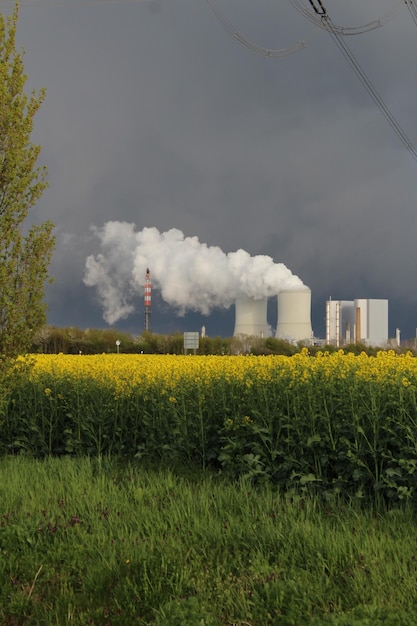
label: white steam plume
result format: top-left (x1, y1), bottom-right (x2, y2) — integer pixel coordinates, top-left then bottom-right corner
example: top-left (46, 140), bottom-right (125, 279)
top-left (84, 223), bottom-right (307, 324)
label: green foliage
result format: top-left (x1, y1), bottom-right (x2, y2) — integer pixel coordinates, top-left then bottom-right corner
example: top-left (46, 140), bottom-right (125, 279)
top-left (0, 6), bottom-right (55, 358)
top-left (31, 325), bottom-right (415, 356)
top-left (1, 457), bottom-right (417, 625)
top-left (4, 354), bottom-right (417, 511)
top-left (32, 326), bottom-right (139, 354)
top-left (245, 336), bottom-right (298, 356)
top-left (31, 327), bottom-right (236, 355)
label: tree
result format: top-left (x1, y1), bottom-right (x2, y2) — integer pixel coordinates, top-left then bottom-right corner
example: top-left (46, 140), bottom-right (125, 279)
top-left (0, 6), bottom-right (55, 357)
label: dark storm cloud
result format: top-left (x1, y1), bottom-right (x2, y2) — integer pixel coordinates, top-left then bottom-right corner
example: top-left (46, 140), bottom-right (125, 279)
top-left (3, 0), bottom-right (416, 337)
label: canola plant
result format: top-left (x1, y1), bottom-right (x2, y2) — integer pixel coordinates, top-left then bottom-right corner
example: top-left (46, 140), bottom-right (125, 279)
top-left (4, 350), bottom-right (417, 506)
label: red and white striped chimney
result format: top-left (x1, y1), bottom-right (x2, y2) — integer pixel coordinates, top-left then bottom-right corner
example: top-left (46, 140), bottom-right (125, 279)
top-left (144, 268), bottom-right (151, 332)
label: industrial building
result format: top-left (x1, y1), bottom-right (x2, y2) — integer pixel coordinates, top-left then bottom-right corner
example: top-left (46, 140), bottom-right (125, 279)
top-left (325, 298), bottom-right (388, 346)
top-left (233, 287), bottom-right (313, 343)
top-left (233, 296), bottom-right (271, 338)
top-left (142, 269), bottom-right (389, 346)
top-left (231, 290), bottom-right (388, 347)
top-left (275, 288), bottom-right (313, 343)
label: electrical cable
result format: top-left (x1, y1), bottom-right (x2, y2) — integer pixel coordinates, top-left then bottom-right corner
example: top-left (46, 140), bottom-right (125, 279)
top-left (404, 0), bottom-right (417, 26)
top-left (205, 0), bottom-right (306, 58)
top-left (321, 13), bottom-right (417, 161)
top-left (286, 1), bottom-right (416, 160)
top-left (288, 0), bottom-right (400, 35)
top-left (5, 0), bottom-right (415, 158)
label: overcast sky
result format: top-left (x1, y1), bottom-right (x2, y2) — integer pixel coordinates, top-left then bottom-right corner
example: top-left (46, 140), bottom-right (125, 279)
top-left (4, 0), bottom-right (417, 339)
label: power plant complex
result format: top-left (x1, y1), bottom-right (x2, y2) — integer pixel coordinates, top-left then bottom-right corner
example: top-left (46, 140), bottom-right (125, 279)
top-left (143, 269), bottom-right (390, 346)
top-left (325, 298), bottom-right (389, 347)
top-left (85, 226), bottom-right (391, 347)
top-left (233, 292), bottom-right (389, 346)
top-left (233, 288), bottom-right (313, 343)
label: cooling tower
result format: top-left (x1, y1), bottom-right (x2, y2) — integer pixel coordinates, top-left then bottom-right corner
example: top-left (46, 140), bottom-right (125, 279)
top-left (233, 297), bottom-right (270, 337)
top-left (275, 288), bottom-right (313, 343)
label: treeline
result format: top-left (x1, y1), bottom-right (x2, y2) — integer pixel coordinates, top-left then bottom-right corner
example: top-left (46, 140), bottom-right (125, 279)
top-left (30, 325), bottom-right (416, 356)
top-left (31, 326), bottom-right (229, 355)
top-left (31, 326), bottom-right (261, 355)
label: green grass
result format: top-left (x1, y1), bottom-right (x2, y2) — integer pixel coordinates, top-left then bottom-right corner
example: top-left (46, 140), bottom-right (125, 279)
top-left (0, 456), bottom-right (417, 625)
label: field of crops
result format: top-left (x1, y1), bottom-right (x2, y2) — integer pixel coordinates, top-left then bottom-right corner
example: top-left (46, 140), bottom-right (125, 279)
top-left (3, 349), bottom-right (417, 507)
top-left (2, 351), bottom-right (417, 624)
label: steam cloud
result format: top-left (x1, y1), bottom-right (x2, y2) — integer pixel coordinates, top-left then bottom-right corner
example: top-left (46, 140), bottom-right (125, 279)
top-left (84, 223), bottom-right (307, 324)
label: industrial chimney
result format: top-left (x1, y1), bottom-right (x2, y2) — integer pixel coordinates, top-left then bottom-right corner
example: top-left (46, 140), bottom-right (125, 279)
top-left (144, 268), bottom-right (151, 332)
top-left (275, 288), bottom-right (313, 343)
top-left (233, 296), bottom-right (270, 337)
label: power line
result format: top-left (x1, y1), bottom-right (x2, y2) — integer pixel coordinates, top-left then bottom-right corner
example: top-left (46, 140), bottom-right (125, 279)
top-left (206, 0), bottom-right (416, 160)
top-left (404, 0), bottom-right (417, 26)
top-left (288, 0), bottom-right (401, 35)
top-left (205, 0), bottom-right (306, 58)
top-left (5, 0), bottom-right (416, 159)
top-left (286, 1), bottom-right (417, 161)
top-left (315, 8), bottom-right (417, 161)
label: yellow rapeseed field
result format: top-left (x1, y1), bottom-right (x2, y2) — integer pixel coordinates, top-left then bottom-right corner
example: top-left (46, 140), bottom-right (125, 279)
top-left (29, 349), bottom-right (417, 394)
top-left (6, 349), bottom-right (417, 502)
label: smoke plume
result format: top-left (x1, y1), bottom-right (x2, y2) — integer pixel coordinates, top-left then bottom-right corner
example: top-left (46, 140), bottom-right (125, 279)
top-left (84, 223), bottom-right (306, 324)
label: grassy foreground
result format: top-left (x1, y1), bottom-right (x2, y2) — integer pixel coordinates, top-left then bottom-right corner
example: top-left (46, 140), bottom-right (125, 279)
top-left (0, 457), bottom-right (416, 625)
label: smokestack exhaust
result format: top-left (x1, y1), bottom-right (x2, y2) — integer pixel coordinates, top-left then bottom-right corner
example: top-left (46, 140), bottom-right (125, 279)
top-left (84, 224), bottom-right (308, 326)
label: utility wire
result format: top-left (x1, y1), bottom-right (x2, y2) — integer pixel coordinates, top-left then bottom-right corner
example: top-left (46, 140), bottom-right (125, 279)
top-left (288, 0), bottom-right (400, 35)
top-left (321, 12), bottom-right (417, 161)
top-left (287, 0), bottom-right (417, 161)
top-left (206, 0), bottom-right (306, 58)
top-left (404, 0), bottom-right (417, 26)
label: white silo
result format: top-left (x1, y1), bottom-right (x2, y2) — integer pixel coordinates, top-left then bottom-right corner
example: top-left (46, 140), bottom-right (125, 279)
top-left (233, 296), bottom-right (270, 337)
top-left (275, 288), bottom-right (313, 343)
